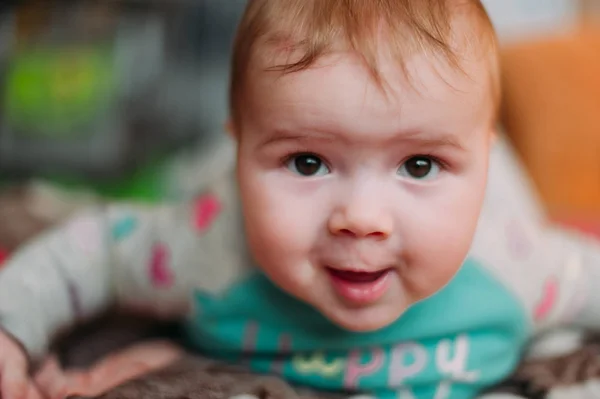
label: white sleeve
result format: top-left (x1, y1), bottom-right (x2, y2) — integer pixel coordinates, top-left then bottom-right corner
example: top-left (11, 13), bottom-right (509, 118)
top-left (0, 205), bottom-right (116, 359)
top-left (0, 174), bottom-right (246, 360)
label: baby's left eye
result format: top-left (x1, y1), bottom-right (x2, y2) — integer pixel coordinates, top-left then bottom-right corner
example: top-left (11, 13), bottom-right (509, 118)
top-left (398, 156), bottom-right (440, 180)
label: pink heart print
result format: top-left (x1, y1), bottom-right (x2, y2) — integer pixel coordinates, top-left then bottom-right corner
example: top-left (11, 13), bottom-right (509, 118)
top-left (194, 194), bottom-right (222, 232)
top-left (149, 243), bottom-right (174, 288)
top-left (0, 248), bottom-right (8, 266)
top-left (534, 277), bottom-right (559, 321)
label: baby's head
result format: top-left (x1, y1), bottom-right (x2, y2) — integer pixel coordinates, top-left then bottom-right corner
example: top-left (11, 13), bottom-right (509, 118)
top-left (229, 0), bottom-right (499, 331)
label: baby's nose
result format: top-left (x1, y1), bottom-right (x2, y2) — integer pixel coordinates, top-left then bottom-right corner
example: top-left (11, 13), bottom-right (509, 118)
top-left (328, 204), bottom-right (392, 240)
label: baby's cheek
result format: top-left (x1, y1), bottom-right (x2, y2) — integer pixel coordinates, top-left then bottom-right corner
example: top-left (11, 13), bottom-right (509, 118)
top-left (405, 216), bottom-right (474, 296)
top-left (244, 211), bottom-right (302, 276)
top-left (245, 207), bottom-right (320, 296)
top-left (251, 204), bottom-right (319, 255)
top-left (407, 253), bottom-right (462, 300)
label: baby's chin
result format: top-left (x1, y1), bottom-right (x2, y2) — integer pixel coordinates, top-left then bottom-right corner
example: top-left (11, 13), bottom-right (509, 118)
top-left (315, 298), bottom-right (409, 333)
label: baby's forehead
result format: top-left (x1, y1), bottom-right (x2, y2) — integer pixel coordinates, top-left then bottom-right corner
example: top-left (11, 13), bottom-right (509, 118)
top-left (249, 37), bottom-right (494, 107)
top-left (243, 50), bottom-right (494, 147)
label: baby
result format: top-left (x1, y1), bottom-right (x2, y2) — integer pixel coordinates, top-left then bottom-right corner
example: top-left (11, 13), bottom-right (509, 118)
top-left (1, 1), bottom-right (600, 398)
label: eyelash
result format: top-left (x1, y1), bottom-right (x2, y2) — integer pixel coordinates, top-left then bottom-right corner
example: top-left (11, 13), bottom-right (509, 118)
top-left (281, 150), bottom-right (330, 166)
top-left (400, 153), bottom-right (448, 170)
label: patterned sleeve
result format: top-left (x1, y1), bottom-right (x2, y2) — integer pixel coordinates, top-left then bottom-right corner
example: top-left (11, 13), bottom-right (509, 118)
top-left (468, 134), bottom-right (600, 334)
top-left (0, 173), bottom-right (246, 360)
top-left (556, 228), bottom-right (600, 330)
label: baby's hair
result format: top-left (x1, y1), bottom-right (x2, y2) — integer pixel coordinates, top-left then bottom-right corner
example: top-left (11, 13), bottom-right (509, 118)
top-left (229, 0), bottom-right (499, 125)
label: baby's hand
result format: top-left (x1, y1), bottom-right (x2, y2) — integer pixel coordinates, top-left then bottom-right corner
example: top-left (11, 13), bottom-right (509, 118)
top-left (34, 341), bottom-right (183, 399)
top-left (0, 331), bottom-right (42, 399)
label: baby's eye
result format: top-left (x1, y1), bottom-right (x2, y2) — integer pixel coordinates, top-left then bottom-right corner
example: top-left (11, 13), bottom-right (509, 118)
top-left (398, 156), bottom-right (440, 180)
top-left (286, 154), bottom-right (330, 177)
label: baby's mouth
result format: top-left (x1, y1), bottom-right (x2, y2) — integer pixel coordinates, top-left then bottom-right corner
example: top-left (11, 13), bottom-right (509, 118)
top-left (326, 267), bottom-right (393, 305)
top-left (326, 268), bottom-right (389, 283)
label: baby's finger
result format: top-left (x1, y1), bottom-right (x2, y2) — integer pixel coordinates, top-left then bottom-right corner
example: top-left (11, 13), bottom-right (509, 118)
top-left (1, 361), bottom-right (29, 399)
top-left (57, 372), bottom-right (97, 398)
top-left (34, 357), bottom-right (68, 399)
top-left (24, 383), bottom-right (43, 399)
top-left (60, 364), bottom-right (147, 398)
top-left (61, 341), bottom-right (183, 397)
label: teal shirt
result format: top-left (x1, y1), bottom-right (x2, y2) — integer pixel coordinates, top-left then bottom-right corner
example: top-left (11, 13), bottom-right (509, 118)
top-left (185, 257), bottom-right (530, 399)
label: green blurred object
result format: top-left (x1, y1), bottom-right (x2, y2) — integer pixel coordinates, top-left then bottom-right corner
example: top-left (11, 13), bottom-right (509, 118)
top-left (1, 43), bottom-right (176, 203)
top-left (4, 44), bottom-right (116, 137)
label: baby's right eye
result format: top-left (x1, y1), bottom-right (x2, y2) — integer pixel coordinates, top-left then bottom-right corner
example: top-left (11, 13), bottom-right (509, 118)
top-left (286, 154), bottom-right (330, 177)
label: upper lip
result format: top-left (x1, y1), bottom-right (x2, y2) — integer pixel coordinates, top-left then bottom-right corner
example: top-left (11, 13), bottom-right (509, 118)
top-left (319, 244), bottom-right (398, 273)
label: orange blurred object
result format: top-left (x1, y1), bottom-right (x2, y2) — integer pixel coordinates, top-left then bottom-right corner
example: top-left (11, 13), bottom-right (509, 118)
top-left (501, 26), bottom-right (600, 218)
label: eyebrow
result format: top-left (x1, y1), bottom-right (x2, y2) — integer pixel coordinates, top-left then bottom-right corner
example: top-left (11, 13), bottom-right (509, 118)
top-left (400, 131), bottom-right (467, 151)
top-left (259, 130), bottom-right (338, 147)
top-left (260, 129), bottom-right (466, 151)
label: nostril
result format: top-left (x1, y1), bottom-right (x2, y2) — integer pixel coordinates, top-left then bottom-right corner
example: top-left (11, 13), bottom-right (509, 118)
top-left (339, 229), bottom-right (355, 237)
top-left (368, 232), bottom-right (386, 239)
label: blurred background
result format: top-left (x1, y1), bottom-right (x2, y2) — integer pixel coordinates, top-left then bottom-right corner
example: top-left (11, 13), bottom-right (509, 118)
top-left (0, 0), bottom-right (599, 263)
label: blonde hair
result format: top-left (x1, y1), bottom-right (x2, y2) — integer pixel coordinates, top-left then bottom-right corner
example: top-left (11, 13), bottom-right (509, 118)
top-left (229, 0), bottom-right (499, 125)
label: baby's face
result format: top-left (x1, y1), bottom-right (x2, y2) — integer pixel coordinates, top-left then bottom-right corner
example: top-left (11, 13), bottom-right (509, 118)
top-left (234, 44), bottom-right (494, 331)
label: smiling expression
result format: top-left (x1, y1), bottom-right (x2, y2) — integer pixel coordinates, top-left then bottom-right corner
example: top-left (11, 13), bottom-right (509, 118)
top-left (232, 31), bottom-right (495, 331)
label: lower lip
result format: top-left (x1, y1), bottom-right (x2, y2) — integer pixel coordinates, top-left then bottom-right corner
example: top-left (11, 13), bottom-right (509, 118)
top-left (327, 268), bottom-right (392, 305)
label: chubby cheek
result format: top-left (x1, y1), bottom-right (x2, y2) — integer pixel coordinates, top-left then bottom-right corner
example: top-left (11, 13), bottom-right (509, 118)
top-left (403, 180), bottom-right (486, 299)
top-left (237, 166), bottom-right (326, 280)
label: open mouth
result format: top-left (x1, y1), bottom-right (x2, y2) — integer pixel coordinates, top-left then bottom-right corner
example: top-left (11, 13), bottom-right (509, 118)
top-left (326, 267), bottom-right (392, 304)
top-left (326, 268), bottom-right (390, 283)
